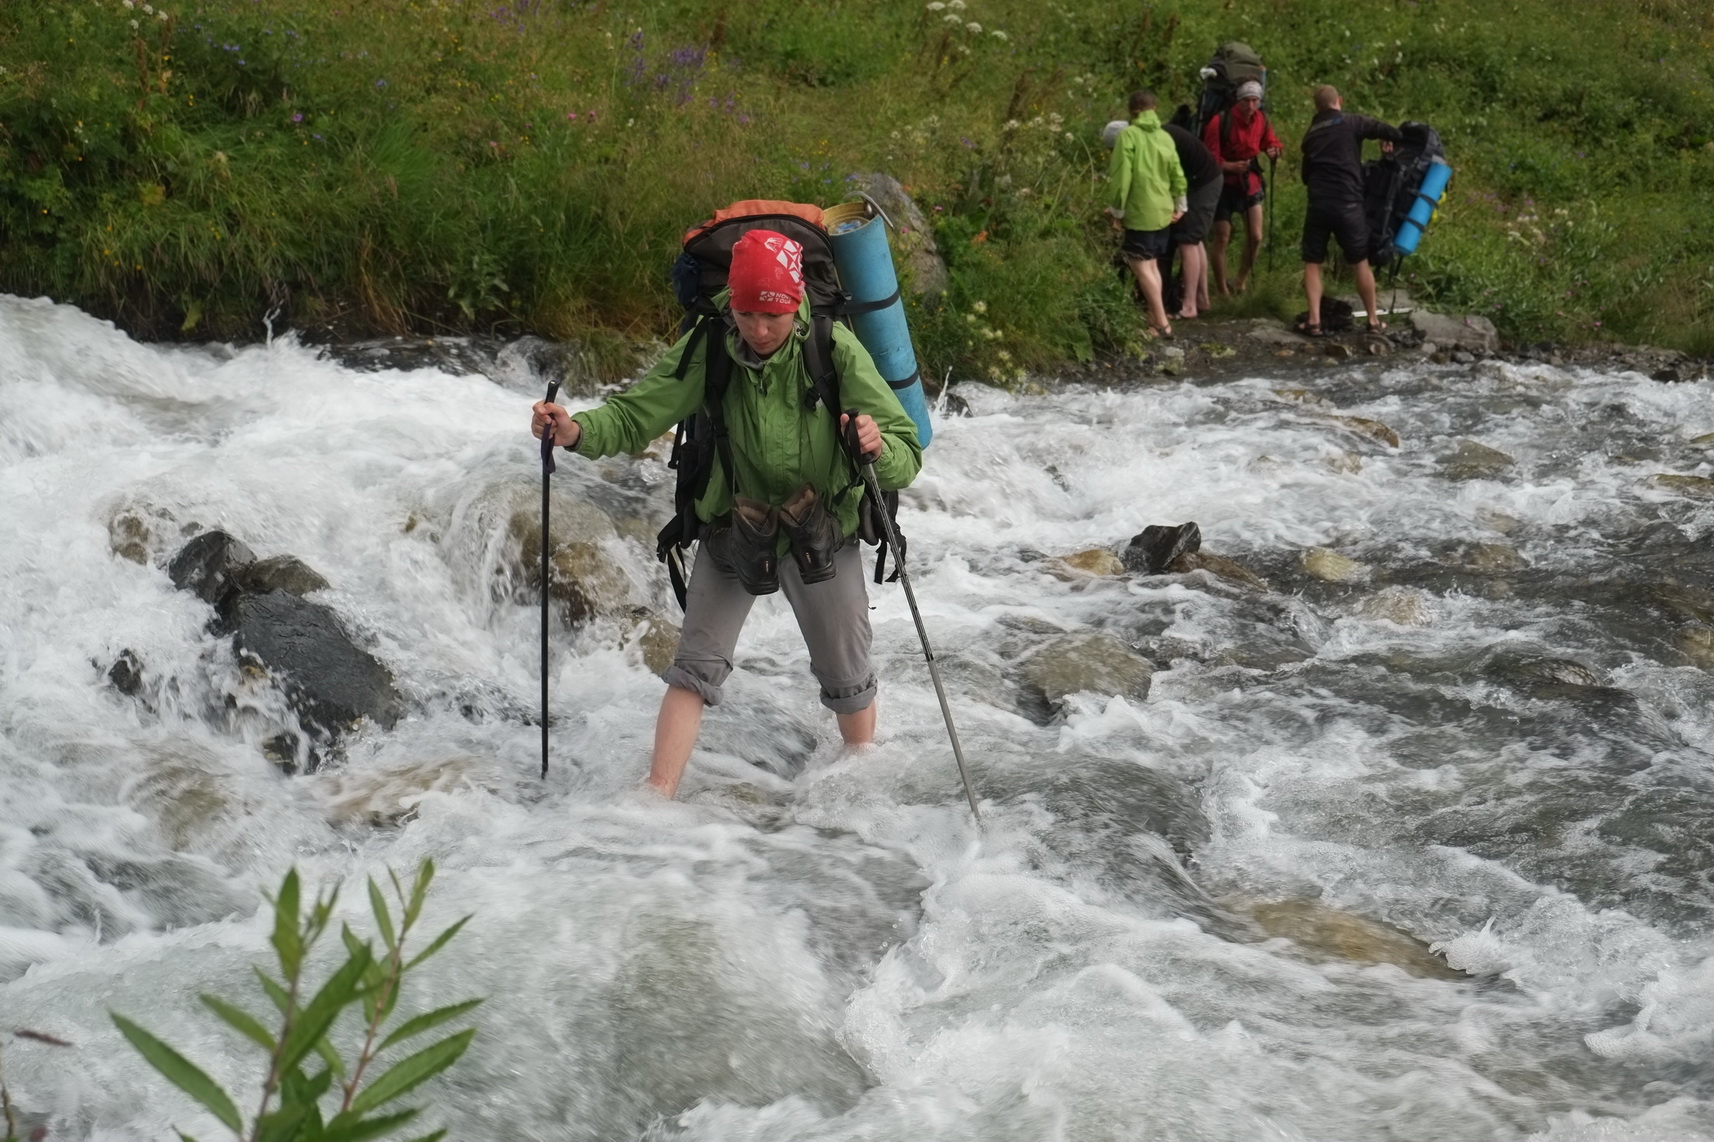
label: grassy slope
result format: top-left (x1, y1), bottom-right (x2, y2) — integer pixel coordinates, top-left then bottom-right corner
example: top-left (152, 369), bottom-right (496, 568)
top-left (2, 0), bottom-right (1712, 373)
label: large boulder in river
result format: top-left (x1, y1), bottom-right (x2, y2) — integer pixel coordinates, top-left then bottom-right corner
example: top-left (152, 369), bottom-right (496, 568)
top-left (231, 590), bottom-right (403, 744)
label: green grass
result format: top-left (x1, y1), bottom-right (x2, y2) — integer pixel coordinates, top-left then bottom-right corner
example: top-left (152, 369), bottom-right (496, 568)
top-left (3, 0), bottom-right (1713, 372)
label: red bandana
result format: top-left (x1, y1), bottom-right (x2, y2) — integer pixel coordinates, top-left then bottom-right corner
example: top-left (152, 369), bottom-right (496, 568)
top-left (728, 229), bottom-right (805, 314)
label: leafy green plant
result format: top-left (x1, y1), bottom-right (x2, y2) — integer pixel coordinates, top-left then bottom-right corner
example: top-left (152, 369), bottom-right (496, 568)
top-left (111, 860), bottom-right (478, 1142)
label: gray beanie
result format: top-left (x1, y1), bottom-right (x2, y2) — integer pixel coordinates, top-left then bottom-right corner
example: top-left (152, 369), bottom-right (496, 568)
top-left (1236, 80), bottom-right (1264, 102)
top-left (1101, 119), bottom-right (1129, 149)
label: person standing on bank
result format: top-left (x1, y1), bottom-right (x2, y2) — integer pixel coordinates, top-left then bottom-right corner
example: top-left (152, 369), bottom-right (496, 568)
top-left (1202, 80), bottom-right (1282, 297)
top-left (531, 229), bottom-right (923, 799)
top-left (1298, 84), bottom-right (1404, 337)
top-left (1106, 89), bottom-right (1188, 340)
top-left (1163, 109), bottom-right (1223, 320)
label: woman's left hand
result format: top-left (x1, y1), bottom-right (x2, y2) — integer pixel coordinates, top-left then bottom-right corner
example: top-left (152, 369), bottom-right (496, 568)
top-left (839, 412), bottom-right (884, 462)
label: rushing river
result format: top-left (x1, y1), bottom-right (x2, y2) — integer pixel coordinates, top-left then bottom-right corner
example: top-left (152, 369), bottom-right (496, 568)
top-left (4, 292), bottom-right (1714, 1141)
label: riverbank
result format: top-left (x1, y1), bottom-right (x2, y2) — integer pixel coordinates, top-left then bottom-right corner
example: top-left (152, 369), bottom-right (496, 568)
top-left (3, 0), bottom-right (1712, 368)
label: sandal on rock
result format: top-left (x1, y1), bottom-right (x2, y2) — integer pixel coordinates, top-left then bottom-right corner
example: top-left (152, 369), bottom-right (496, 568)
top-left (1146, 322), bottom-right (1175, 341)
top-left (1366, 319), bottom-right (1389, 334)
top-left (1296, 320), bottom-right (1325, 338)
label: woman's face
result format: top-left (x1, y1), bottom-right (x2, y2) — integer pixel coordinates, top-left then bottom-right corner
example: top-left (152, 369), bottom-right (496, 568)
top-left (732, 310), bottom-right (796, 357)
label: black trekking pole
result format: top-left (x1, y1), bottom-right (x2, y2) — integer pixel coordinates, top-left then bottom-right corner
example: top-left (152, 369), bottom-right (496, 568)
top-left (538, 379), bottom-right (560, 779)
top-left (1265, 153), bottom-right (1277, 274)
top-left (845, 411), bottom-right (981, 823)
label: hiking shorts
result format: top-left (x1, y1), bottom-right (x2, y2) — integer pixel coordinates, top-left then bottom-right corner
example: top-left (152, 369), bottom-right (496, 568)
top-left (1171, 176), bottom-right (1223, 246)
top-left (664, 541), bottom-right (877, 714)
top-left (1302, 201), bottom-right (1370, 265)
top-left (1215, 183), bottom-right (1265, 226)
top-left (1120, 226), bottom-right (1172, 264)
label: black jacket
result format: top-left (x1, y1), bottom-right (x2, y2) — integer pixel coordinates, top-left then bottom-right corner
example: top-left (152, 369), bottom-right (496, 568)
top-left (1163, 124), bottom-right (1221, 190)
top-left (1300, 110), bottom-right (1404, 208)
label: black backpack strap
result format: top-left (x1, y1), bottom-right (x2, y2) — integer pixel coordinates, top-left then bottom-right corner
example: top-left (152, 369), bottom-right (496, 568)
top-left (654, 318), bottom-right (738, 611)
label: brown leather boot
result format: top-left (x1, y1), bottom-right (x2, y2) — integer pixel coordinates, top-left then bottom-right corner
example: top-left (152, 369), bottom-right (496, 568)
top-left (728, 496), bottom-right (780, 595)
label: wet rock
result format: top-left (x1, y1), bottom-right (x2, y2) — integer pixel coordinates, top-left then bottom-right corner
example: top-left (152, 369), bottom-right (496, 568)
top-left (550, 541), bottom-right (634, 625)
top-left (1023, 631), bottom-right (1154, 708)
top-left (506, 498), bottom-right (636, 623)
top-left (1303, 546), bottom-right (1369, 582)
top-left (167, 530), bottom-right (256, 605)
top-left (1453, 350), bottom-right (1476, 365)
top-left (1234, 898), bottom-right (1465, 980)
top-left (1410, 310), bottom-right (1499, 353)
top-left (1336, 415), bottom-right (1401, 448)
top-left (1165, 549), bottom-right (1269, 591)
top-left (1476, 505), bottom-right (1523, 534)
top-left (109, 510), bottom-right (153, 564)
top-left (1121, 522), bottom-right (1201, 574)
top-left (1679, 625), bottom-right (1714, 672)
top-left (1245, 320), bottom-right (1305, 348)
top-left (629, 609), bottom-right (681, 675)
top-left (107, 649), bottom-right (146, 696)
top-left (1050, 548), bottom-right (1126, 578)
top-left (844, 172), bottom-right (949, 296)
top-left (1324, 342), bottom-right (1354, 360)
top-left (1651, 583), bottom-right (1714, 626)
top-left (1651, 474), bottom-right (1714, 500)
top-left (231, 590), bottom-right (403, 752)
top-left (1326, 451), bottom-right (1363, 474)
top-left (316, 756), bottom-right (500, 826)
top-left (1354, 587), bottom-right (1433, 626)
top-left (1439, 439), bottom-right (1515, 480)
top-left (1447, 541), bottom-right (1529, 573)
top-left (236, 554), bottom-right (330, 597)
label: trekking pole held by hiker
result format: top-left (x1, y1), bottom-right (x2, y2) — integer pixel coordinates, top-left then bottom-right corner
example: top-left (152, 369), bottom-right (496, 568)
top-left (844, 409), bottom-right (981, 822)
top-left (539, 379), bottom-right (560, 779)
top-left (1266, 152), bottom-right (1277, 274)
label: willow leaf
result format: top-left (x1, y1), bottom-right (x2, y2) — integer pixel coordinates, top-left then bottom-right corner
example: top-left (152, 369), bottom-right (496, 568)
top-left (404, 916), bottom-right (470, 972)
top-left (199, 995), bottom-right (276, 1053)
top-left (348, 1029), bottom-right (475, 1115)
top-left (315, 1108), bottom-right (419, 1142)
top-left (378, 999), bottom-right (485, 1053)
top-left (110, 1014), bottom-right (242, 1133)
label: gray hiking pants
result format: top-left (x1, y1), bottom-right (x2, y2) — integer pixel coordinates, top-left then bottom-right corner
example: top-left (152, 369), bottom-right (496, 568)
top-left (663, 543), bottom-right (877, 715)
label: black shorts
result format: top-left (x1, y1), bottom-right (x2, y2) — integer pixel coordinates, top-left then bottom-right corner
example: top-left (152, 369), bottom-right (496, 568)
top-left (1170, 177), bottom-right (1223, 246)
top-left (1215, 183), bottom-right (1265, 225)
top-left (1121, 227), bottom-right (1171, 262)
top-left (1301, 201), bottom-right (1371, 264)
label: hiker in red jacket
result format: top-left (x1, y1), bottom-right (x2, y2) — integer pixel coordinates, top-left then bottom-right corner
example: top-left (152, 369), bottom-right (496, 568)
top-left (1202, 80), bottom-right (1282, 297)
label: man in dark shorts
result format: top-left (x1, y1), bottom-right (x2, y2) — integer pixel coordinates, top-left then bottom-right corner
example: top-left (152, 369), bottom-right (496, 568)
top-left (1203, 81), bottom-right (1281, 296)
top-left (1164, 108), bottom-right (1222, 319)
top-left (1298, 84), bottom-right (1404, 336)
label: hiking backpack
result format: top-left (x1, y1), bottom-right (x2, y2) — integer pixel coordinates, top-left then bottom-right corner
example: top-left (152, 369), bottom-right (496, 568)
top-left (1194, 41), bottom-right (1266, 138)
top-left (655, 200), bottom-right (906, 609)
top-left (1361, 122), bottom-right (1447, 268)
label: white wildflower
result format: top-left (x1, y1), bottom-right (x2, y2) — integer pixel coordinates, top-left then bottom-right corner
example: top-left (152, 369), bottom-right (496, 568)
top-left (157, 8), bottom-right (167, 16)
top-left (965, 21), bottom-right (981, 33)
top-left (947, 0), bottom-right (965, 8)
top-left (121, 0), bottom-right (133, 7)
top-left (990, 29), bottom-right (1007, 40)
top-left (943, 13), bottom-right (961, 23)
top-left (141, 2), bottom-right (152, 11)
top-left (972, 300), bottom-right (987, 314)
top-left (1002, 118), bottom-right (1021, 131)
top-left (926, 1), bottom-right (945, 8)
top-left (1063, 131), bottom-right (1074, 141)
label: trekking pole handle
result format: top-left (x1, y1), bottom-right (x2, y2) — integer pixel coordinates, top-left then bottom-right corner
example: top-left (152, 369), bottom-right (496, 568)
top-left (842, 406), bottom-right (878, 465)
top-left (540, 380), bottom-right (561, 473)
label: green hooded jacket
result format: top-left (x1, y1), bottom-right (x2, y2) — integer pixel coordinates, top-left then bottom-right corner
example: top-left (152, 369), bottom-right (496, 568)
top-left (569, 294), bottom-right (923, 542)
top-left (1107, 109), bottom-right (1189, 233)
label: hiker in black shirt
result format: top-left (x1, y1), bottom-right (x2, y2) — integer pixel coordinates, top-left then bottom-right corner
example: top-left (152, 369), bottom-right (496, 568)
top-left (1298, 85), bottom-right (1404, 336)
top-left (1164, 115), bottom-right (1222, 320)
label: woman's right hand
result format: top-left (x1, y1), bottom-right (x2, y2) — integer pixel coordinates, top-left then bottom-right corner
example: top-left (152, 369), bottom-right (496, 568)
top-left (532, 401), bottom-right (580, 449)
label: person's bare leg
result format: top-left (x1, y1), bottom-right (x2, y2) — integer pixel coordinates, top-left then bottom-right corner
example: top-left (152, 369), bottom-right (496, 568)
top-left (1210, 220), bottom-right (1233, 295)
top-left (1131, 259), bottom-right (1170, 333)
top-left (1196, 242), bottom-right (1212, 311)
top-left (1303, 262), bottom-right (1324, 328)
top-left (836, 702), bottom-right (876, 746)
top-left (1177, 243), bottom-right (1205, 318)
top-left (647, 684), bottom-right (705, 798)
top-left (1236, 201), bottom-right (1265, 292)
top-left (1354, 259), bottom-right (1382, 328)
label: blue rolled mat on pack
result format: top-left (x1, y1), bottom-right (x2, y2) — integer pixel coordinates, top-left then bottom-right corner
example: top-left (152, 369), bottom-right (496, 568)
top-left (1394, 158), bottom-right (1452, 256)
top-left (824, 200), bottom-right (933, 449)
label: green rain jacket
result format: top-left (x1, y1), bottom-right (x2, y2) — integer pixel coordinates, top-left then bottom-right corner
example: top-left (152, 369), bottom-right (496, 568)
top-left (569, 293), bottom-right (923, 541)
top-left (1107, 109), bottom-right (1189, 233)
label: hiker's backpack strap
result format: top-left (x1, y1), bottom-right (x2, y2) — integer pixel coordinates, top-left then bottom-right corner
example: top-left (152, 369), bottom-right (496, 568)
top-left (654, 319), bottom-right (739, 611)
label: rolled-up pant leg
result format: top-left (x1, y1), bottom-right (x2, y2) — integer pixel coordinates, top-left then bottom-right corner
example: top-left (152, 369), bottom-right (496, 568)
top-left (780, 544), bottom-right (876, 715)
top-left (662, 546), bottom-right (757, 706)
top-left (662, 542), bottom-right (877, 715)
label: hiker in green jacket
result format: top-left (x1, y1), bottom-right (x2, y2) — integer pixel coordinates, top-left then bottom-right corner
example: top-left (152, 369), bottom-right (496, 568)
top-left (532, 229), bottom-right (923, 799)
top-left (1106, 89), bottom-right (1188, 340)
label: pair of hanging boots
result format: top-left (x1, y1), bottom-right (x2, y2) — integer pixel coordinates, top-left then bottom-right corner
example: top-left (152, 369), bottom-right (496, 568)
top-left (707, 486), bottom-right (839, 595)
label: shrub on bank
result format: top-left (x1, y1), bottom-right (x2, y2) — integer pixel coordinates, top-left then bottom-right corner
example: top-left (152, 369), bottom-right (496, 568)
top-left (2, 0), bottom-right (1711, 369)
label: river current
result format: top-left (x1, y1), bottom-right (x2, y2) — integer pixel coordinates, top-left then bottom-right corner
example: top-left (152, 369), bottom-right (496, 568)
top-left (3, 292), bottom-right (1714, 1141)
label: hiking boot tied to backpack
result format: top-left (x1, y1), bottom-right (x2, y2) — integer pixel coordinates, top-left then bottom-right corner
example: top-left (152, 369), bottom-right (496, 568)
top-left (779, 484), bottom-right (841, 585)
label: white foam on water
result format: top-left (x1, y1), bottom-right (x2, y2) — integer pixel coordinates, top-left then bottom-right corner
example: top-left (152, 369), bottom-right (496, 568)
top-left (4, 295), bottom-right (1714, 1139)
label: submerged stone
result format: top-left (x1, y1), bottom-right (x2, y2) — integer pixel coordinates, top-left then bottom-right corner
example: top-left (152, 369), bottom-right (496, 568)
top-left (231, 589), bottom-right (403, 746)
top-left (168, 530), bottom-right (256, 605)
top-left (1439, 440), bottom-right (1516, 481)
top-left (1303, 546), bottom-right (1369, 582)
top-left (1165, 549), bottom-right (1269, 591)
top-left (1051, 548), bottom-right (1126, 578)
top-left (1023, 631), bottom-right (1154, 707)
top-left (1235, 898), bottom-right (1466, 980)
top-left (236, 553), bottom-right (331, 597)
top-left (1122, 521), bottom-right (1201, 574)
top-left (1651, 474), bottom-right (1714, 500)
